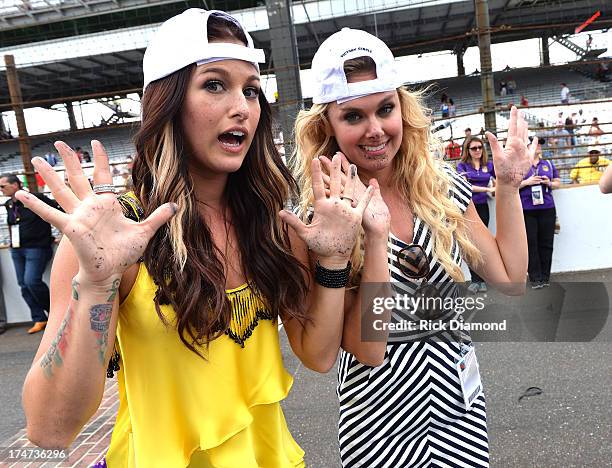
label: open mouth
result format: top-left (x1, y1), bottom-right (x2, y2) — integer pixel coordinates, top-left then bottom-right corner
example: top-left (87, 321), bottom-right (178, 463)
top-left (218, 130), bottom-right (246, 148)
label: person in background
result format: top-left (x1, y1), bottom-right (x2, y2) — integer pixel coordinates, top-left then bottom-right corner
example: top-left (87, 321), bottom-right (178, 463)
top-left (0, 174), bottom-right (60, 333)
top-left (445, 138), bottom-right (462, 162)
top-left (507, 76), bottom-right (517, 95)
top-left (560, 83), bottom-right (570, 104)
top-left (440, 96), bottom-right (450, 118)
top-left (520, 94), bottom-right (529, 107)
top-left (535, 122), bottom-right (552, 158)
top-left (43, 152), bottom-right (58, 167)
top-left (457, 136), bottom-right (496, 293)
top-left (462, 127), bottom-right (472, 154)
top-left (570, 149), bottom-right (611, 184)
top-left (588, 117), bottom-right (604, 145)
top-left (519, 138), bottom-right (560, 288)
top-left (564, 115), bottom-right (577, 146)
top-left (552, 123), bottom-right (572, 181)
top-left (449, 98), bottom-right (456, 117)
top-left (74, 147), bottom-right (84, 163)
top-left (596, 61), bottom-right (610, 81)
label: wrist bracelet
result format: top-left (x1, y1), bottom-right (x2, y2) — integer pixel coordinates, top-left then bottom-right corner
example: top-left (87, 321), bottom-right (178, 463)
top-left (315, 261), bottom-right (351, 288)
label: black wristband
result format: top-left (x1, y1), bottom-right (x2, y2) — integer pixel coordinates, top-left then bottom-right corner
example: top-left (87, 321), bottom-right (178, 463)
top-left (315, 261), bottom-right (351, 288)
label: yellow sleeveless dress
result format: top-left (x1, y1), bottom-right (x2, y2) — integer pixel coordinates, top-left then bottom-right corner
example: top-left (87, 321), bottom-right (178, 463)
top-left (105, 263), bottom-right (305, 467)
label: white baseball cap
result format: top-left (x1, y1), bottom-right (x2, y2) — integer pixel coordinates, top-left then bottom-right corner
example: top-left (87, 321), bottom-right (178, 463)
top-left (311, 28), bottom-right (404, 105)
top-left (143, 9), bottom-right (266, 90)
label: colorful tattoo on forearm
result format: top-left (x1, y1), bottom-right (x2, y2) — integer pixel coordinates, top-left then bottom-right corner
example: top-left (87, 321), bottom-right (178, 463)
top-left (40, 277), bottom-right (118, 377)
top-left (40, 307), bottom-right (73, 378)
top-left (87, 279), bottom-right (119, 364)
top-left (90, 303), bottom-right (112, 365)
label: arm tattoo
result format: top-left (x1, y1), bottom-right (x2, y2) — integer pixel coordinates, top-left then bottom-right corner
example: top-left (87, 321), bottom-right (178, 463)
top-left (71, 278), bottom-right (79, 300)
top-left (106, 279), bottom-right (120, 302)
top-left (40, 307), bottom-right (73, 379)
top-left (90, 304), bottom-right (113, 365)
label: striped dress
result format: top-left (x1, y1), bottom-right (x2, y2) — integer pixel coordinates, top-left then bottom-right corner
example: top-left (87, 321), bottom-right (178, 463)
top-left (337, 169), bottom-right (490, 467)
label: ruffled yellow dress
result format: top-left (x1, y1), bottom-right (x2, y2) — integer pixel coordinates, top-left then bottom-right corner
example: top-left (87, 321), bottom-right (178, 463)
top-left (105, 263), bottom-right (305, 467)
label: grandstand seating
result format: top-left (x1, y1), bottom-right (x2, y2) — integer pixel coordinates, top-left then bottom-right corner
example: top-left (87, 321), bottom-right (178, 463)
top-left (418, 66), bottom-right (612, 120)
top-left (0, 125), bottom-right (136, 173)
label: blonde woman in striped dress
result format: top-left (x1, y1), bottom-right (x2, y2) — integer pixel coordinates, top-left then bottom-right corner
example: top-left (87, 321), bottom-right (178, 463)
top-left (294, 28), bottom-right (535, 467)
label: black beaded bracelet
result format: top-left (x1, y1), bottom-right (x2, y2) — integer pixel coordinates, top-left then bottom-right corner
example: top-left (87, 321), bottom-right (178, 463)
top-left (315, 261), bottom-right (351, 288)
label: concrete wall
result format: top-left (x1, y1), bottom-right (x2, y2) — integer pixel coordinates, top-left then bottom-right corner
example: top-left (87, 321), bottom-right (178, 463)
top-left (550, 185), bottom-right (612, 272)
top-left (467, 184), bottom-right (612, 279)
top-left (3, 185), bottom-right (612, 324)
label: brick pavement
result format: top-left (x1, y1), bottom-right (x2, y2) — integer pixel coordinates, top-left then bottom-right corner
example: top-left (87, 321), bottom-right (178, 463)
top-left (0, 378), bottom-right (118, 468)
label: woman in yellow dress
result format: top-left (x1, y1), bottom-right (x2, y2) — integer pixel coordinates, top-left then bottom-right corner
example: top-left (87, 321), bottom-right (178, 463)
top-left (19, 9), bottom-right (374, 467)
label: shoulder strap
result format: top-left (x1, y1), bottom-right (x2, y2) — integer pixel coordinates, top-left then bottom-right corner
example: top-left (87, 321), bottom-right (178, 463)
top-left (106, 192), bottom-right (144, 379)
top-left (117, 191), bottom-right (144, 222)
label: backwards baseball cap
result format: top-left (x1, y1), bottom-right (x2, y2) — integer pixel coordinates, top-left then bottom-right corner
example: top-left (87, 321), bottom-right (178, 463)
top-left (310, 28), bottom-right (404, 105)
top-left (143, 8), bottom-right (265, 90)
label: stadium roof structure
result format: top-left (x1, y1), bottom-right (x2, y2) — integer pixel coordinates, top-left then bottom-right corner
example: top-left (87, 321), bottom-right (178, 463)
top-left (0, 0), bottom-right (609, 108)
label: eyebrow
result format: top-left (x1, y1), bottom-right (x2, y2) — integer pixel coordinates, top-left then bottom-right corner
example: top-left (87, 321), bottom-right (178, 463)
top-left (197, 66), bottom-right (260, 83)
top-left (339, 95), bottom-right (395, 113)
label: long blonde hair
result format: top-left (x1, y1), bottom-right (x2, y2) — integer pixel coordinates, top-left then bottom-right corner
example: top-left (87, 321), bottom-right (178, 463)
top-left (293, 85), bottom-right (480, 282)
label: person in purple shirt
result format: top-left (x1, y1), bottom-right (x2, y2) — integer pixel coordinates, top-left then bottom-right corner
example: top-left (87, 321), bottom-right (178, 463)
top-left (457, 136), bottom-right (496, 293)
top-left (519, 137), bottom-right (560, 288)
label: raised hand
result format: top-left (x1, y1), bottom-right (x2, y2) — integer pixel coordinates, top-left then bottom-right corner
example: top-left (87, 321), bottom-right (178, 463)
top-left (15, 140), bottom-right (176, 284)
top-left (279, 153), bottom-right (374, 262)
top-left (319, 153), bottom-right (390, 239)
top-left (485, 107), bottom-right (537, 188)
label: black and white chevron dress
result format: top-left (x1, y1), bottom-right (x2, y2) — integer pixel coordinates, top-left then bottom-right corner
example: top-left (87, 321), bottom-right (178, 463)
top-left (337, 170), bottom-right (490, 467)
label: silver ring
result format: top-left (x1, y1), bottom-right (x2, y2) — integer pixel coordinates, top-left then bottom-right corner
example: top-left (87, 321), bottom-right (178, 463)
top-left (340, 196), bottom-right (354, 203)
top-left (93, 184), bottom-right (118, 195)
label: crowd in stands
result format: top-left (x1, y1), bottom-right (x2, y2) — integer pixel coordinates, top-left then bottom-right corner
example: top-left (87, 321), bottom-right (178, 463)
top-left (440, 93), bottom-right (457, 118)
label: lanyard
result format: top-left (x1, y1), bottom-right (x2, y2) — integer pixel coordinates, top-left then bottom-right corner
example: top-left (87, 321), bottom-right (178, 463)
top-left (8, 201), bottom-right (21, 223)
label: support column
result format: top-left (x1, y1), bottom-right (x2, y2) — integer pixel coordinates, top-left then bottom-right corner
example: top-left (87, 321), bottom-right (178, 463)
top-left (266, 0), bottom-right (302, 166)
top-left (474, 0), bottom-right (496, 133)
top-left (0, 113), bottom-right (7, 136)
top-left (456, 49), bottom-right (466, 77)
top-left (540, 35), bottom-right (550, 66)
top-left (4, 55), bottom-right (36, 192)
top-left (65, 101), bottom-right (78, 131)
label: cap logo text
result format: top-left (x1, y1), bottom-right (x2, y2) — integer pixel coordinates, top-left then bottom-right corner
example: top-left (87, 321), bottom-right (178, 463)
top-left (340, 47), bottom-right (373, 58)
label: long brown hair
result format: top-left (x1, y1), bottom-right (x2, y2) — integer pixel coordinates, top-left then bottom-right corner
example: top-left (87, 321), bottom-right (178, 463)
top-left (460, 136), bottom-right (489, 165)
top-left (132, 13), bottom-right (308, 356)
